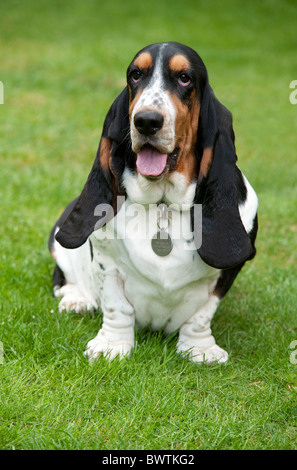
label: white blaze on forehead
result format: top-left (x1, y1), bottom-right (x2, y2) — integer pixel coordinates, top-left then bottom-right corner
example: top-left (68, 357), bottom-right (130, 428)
top-left (135, 45), bottom-right (166, 109)
top-left (131, 44), bottom-right (176, 153)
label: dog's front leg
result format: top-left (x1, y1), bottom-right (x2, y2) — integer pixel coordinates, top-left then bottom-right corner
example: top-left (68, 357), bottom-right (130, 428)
top-left (85, 267), bottom-right (135, 362)
top-left (177, 295), bottom-right (228, 364)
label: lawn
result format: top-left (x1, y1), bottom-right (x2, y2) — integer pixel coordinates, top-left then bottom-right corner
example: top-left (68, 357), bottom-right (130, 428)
top-left (0, 0), bottom-right (297, 450)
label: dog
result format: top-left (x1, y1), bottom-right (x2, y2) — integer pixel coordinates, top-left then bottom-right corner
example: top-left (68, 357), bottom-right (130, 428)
top-left (49, 42), bottom-right (258, 364)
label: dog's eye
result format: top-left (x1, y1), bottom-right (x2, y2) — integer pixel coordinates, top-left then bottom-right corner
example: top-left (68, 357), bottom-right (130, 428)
top-left (178, 73), bottom-right (191, 87)
top-left (131, 69), bottom-right (142, 83)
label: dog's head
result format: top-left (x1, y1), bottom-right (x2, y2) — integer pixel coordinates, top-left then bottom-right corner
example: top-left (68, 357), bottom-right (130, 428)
top-left (127, 42), bottom-right (206, 181)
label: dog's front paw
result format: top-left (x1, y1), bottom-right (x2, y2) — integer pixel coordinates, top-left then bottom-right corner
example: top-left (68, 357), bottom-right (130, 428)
top-left (84, 331), bottom-right (133, 362)
top-left (58, 296), bottom-right (95, 314)
top-left (177, 342), bottom-right (228, 365)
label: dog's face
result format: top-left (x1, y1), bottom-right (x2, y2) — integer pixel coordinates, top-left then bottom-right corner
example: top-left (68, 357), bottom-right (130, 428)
top-left (127, 42), bottom-right (206, 182)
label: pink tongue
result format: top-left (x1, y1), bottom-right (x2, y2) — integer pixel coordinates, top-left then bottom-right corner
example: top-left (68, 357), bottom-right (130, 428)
top-left (136, 145), bottom-right (168, 176)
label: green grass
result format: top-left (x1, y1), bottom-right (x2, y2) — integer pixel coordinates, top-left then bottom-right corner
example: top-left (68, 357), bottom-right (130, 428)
top-left (1, 0), bottom-right (297, 450)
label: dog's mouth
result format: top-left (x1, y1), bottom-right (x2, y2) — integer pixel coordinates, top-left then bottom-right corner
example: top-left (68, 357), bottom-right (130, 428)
top-left (136, 144), bottom-right (179, 178)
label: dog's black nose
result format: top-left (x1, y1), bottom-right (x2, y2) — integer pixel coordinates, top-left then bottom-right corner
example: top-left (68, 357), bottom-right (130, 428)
top-left (134, 110), bottom-right (164, 136)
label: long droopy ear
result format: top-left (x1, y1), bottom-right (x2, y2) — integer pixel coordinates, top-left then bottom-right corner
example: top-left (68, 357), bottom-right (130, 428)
top-left (193, 83), bottom-right (254, 269)
top-left (55, 88), bottom-right (130, 249)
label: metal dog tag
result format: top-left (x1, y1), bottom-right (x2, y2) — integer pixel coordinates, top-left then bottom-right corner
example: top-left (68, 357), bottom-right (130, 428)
top-left (151, 230), bottom-right (173, 257)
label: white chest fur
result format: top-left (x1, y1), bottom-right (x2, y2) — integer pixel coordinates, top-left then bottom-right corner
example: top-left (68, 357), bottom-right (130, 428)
top-left (91, 199), bottom-right (219, 333)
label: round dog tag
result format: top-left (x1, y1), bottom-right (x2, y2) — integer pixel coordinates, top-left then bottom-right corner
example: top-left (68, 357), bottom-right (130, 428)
top-left (151, 230), bottom-right (173, 257)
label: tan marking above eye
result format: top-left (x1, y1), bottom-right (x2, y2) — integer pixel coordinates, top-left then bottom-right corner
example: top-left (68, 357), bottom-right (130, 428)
top-left (134, 52), bottom-right (153, 70)
top-left (169, 54), bottom-right (190, 72)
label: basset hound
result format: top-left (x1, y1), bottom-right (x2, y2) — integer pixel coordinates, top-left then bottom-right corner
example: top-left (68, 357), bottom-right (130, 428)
top-left (49, 42), bottom-right (258, 364)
